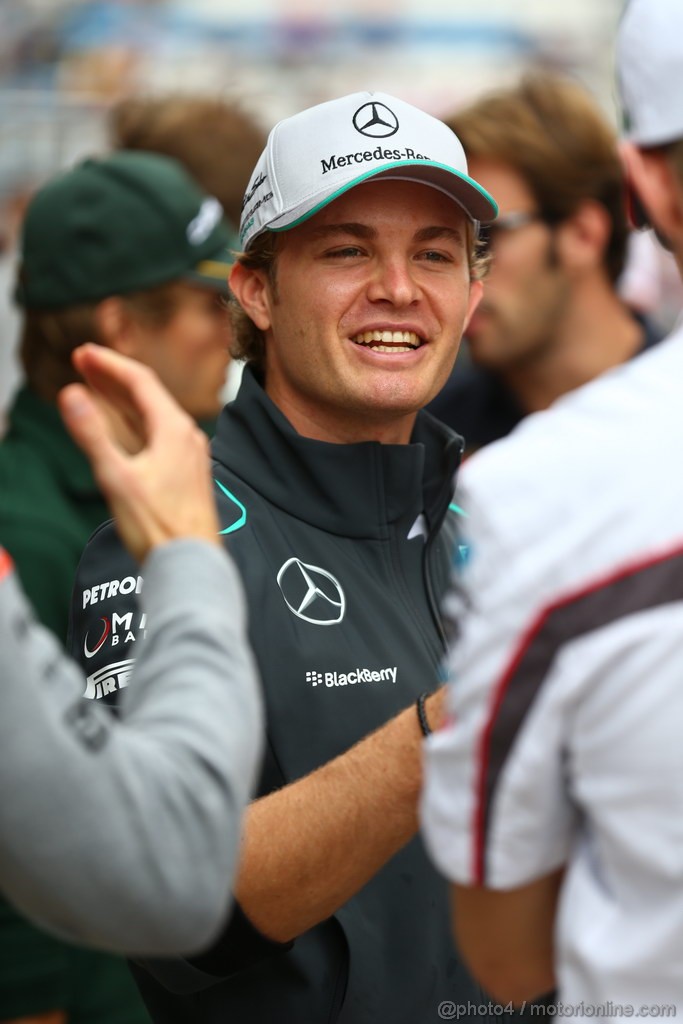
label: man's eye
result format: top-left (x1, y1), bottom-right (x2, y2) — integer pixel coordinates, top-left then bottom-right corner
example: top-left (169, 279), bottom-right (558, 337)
top-left (326, 246), bottom-right (364, 258)
top-left (420, 250), bottom-right (453, 263)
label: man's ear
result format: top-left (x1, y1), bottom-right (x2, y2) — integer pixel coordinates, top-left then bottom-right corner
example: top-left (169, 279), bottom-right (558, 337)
top-left (229, 263), bottom-right (273, 332)
top-left (463, 279), bottom-right (484, 333)
top-left (620, 141), bottom-right (683, 247)
top-left (554, 200), bottom-right (610, 276)
top-left (93, 297), bottom-right (133, 354)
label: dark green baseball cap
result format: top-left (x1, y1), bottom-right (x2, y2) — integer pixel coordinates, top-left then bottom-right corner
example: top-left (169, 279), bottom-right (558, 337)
top-left (15, 150), bottom-right (237, 310)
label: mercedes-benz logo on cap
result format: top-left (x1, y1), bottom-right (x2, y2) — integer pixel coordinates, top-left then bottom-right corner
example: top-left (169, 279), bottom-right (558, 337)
top-left (352, 101), bottom-right (399, 139)
top-left (276, 558), bottom-right (346, 626)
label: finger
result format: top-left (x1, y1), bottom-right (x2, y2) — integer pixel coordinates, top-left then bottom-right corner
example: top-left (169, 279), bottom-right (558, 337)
top-left (71, 345), bottom-right (146, 439)
top-left (58, 382), bottom-right (124, 470)
top-left (72, 345), bottom-right (189, 441)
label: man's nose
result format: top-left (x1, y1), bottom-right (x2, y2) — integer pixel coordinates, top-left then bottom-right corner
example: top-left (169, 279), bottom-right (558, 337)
top-left (366, 256), bottom-right (421, 306)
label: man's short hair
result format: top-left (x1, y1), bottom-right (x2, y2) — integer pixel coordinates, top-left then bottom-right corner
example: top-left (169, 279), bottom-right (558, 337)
top-left (446, 73), bottom-right (629, 283)
top-left (229, 225), bottom-right (489, 375)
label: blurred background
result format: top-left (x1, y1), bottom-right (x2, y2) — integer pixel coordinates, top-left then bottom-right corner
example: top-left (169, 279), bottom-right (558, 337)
top-left (0, 0), bottom-right (627, 174)
top-left (2, 0), bottom-right (680, 419)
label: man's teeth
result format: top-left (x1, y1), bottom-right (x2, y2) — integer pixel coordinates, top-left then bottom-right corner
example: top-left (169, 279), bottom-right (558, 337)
top-left (352, 330), bottom-right (421, 352)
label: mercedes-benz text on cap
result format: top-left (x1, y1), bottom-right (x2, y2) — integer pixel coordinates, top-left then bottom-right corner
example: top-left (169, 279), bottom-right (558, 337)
top-left (618, 0), bottom-right (683, 147)
top-left (239, 91), bottom-right (498, 251)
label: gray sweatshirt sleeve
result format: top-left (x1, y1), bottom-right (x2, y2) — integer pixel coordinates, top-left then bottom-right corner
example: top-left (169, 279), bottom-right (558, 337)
top-left (0, 539), bottom-right (262, 956)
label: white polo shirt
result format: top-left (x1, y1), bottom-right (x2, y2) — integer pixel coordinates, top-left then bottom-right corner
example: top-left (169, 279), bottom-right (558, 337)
top-left (421, 326), bottom-right (683, 1014)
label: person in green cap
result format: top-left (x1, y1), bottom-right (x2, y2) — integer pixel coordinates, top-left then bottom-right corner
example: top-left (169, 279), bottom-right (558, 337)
top-left (0, 150), bottom-right (234, 1024)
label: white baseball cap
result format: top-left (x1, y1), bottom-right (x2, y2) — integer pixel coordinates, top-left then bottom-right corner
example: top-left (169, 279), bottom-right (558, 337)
top-left (618, 0), bottom-right (683, 146)
top-left (239, 91), bottom-right (498, 250)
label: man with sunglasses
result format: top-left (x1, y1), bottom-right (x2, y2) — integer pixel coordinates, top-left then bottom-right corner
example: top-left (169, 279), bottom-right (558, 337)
top-left (421, 0), bottom-right (683, 1011)
top-left (428, 72), bottom-right (662, 454)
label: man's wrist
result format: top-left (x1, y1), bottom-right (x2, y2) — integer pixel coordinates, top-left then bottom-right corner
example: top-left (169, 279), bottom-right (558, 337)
top-left (416, 692), bottom-right (432, 737)
top-left (423, 688), bottom-right (446, 733)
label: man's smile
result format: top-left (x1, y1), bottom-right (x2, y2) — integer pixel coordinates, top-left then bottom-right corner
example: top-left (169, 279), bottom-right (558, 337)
top-left (350, 330), bottom-right (424, 353)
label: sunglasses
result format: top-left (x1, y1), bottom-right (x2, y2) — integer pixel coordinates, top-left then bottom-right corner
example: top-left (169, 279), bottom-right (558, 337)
top-left (477, 211), bottom-right (543, 250)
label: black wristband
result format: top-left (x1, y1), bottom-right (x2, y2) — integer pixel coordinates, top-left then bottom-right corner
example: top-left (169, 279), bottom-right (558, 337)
top-left (416, 691), bottom-right (432, 737)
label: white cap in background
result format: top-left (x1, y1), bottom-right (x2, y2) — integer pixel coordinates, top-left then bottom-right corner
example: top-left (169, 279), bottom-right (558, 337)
top-left (618, 0), bottom-right (683, 146)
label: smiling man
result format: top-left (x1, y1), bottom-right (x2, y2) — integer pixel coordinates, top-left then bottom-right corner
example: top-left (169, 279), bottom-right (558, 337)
top-left (231, 179), bottom-right (480, 443)
top-left (70, 91), bottom-right (497, 1024)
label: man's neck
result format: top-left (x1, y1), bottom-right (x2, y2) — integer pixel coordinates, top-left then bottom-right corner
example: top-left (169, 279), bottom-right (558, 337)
top-left (264, 386), bottom-right (419, 446)
top-left (501, 277), bottom-right (644, 414)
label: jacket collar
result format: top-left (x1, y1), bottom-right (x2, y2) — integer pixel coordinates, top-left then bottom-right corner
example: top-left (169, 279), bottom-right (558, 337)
top-left (211, 366), bottom-right (463, 540)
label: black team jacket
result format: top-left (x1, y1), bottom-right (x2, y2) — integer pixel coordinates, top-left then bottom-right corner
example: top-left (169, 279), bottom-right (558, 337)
top-left (68, 367), bottom-right (493, 1024)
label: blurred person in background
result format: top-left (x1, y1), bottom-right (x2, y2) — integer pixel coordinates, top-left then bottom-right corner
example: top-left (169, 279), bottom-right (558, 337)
top-left (109, 92), bottom-right (267, 402)
top-left (428, 72), bottom-right (663, 455)
top-left (4, 149), bottom-right (233, 637)
top-left (0, 150), bottom-right (233, 1024)
top-left (421, 0), bottom-right (683, 1013)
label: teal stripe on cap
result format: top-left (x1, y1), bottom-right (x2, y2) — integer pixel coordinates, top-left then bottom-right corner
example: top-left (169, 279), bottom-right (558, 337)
top-left (269, 160), bottom-right (498, 233)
